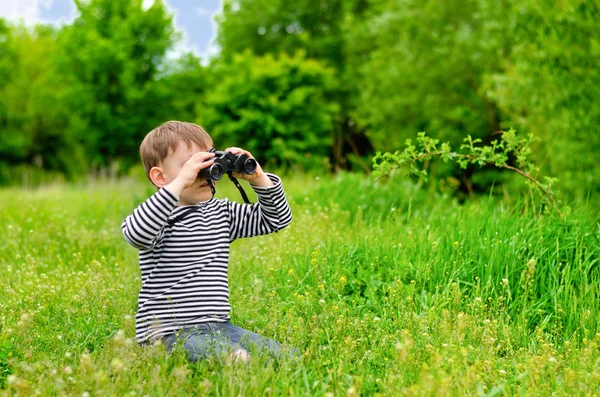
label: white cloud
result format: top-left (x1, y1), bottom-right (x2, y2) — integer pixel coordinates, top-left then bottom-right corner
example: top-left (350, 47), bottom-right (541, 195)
top-left (0, 0), bottom-right (46, 24)
top-left (142, 0), bottom-right (155, 11)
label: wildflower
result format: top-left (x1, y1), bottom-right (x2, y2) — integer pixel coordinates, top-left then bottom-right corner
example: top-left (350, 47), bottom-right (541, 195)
top-left (7, 375), bottom-right (18, 386)
top-left (64, 366), bottom-right (73, 375)
top-left (110, 358), bottom-right (124, 371)
top-left (80, 353), bottom-right (92, 369)
top-left (173, 366), bottom-right (191, 382)
top-left (113, 330), bottom-right (126, 343)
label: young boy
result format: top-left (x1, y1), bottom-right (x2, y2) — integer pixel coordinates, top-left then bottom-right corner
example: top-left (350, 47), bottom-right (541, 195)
top-left (121, 121), bottom-right (293, 363)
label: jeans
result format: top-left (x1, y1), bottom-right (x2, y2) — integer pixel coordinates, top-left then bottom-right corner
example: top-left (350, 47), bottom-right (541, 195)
top-left (162, 321), bottom-right (299, 362)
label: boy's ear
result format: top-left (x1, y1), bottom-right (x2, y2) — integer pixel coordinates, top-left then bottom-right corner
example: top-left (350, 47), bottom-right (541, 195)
top-left (149, 166), bottom-right (167, 187)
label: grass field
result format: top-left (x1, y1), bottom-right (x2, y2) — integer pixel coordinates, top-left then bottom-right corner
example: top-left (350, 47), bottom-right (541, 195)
top-left (1, 173), bottom-right (599, 396)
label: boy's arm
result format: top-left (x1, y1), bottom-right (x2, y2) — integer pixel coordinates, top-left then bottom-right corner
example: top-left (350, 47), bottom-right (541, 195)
top-left (121, 188), bottom-right (179, 249)
top-left (122, 151), bottom-right (215, 249)
top-left (228, 173), bottom-right (292, 241)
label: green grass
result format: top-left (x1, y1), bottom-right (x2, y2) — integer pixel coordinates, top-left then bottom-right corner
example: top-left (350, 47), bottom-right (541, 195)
top-left (1, 173), bottom-right (599, 396)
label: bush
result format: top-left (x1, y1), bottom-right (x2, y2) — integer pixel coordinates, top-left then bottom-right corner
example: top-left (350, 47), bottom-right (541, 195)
top-left (198, 50), bottom-right (340, 170)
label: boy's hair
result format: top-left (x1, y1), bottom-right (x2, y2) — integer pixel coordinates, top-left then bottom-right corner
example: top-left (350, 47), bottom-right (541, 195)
top-left (140, 121), bottom-right (214, 183)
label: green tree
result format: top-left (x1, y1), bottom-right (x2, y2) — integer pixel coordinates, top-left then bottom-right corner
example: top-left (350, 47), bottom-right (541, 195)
top-left (216, 0), bottom-right (373, 170)
top-left (349, 0), bottom-right (512, 152)
top-left (198, 51), bottom-right (339, 169)
top-left (153, 53), bottom-right (208, 124)
top-left (51, 0), bottom-right (177, 170)
top-left (0, 22), bottom-right (69, 180)
top-left (485, 0), bottom-right (600, 197)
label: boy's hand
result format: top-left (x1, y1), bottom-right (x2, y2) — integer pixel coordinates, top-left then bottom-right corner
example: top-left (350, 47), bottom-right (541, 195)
top-left (166, 151), bottom-right (215, 197)
top-left (226, 147), bottom-right (273, 187)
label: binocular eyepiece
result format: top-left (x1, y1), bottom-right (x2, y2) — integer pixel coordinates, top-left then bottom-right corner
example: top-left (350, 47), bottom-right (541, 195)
top-left (198, 148), bottom-right (257, 181)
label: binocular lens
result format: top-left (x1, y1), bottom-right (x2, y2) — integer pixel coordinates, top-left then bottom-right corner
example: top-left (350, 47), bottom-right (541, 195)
top-left (199, 163), bottom-right (224, 181)
top-left (209, 164), bottom-right (225, 180)
top-left (243, 158), bottom-right (257, 174)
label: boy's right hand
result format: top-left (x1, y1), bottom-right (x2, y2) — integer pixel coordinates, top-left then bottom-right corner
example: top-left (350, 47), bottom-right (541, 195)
top-left (165, 152), bottom-right (215, 197)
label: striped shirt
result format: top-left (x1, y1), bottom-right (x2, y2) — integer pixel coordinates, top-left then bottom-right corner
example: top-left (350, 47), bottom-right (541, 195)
top-left (121, 173), bottom-right (292, 344)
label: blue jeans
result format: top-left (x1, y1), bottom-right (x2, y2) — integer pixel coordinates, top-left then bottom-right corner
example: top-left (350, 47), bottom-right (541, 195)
top-left (162, 321), bottom-right (298, 362)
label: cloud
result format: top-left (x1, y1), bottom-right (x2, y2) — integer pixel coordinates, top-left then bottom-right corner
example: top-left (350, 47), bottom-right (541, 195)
top-left (0, 0), bottom-right (46, 24)
top-left (142, 0), bottom-right (155, 11)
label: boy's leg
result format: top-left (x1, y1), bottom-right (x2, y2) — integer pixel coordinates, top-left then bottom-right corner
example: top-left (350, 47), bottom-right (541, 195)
top-left (216, 322), bottom-right (300, 361)
top-left (162, 324), bottom-right (244, 362)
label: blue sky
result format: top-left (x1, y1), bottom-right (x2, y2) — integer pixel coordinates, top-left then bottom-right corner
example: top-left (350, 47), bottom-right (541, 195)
top-left (0, 0), bottom-right (222, 59)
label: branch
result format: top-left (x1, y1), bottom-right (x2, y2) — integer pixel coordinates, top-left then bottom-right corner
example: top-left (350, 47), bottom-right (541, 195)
top-left (373, 133), bottom-right (563, 219)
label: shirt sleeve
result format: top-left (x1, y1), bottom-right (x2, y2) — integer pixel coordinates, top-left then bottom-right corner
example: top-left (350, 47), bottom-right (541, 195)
top-left (121, 187), bottom-right (179, 249)
top-left (228, 173), bottom-right (293, 241)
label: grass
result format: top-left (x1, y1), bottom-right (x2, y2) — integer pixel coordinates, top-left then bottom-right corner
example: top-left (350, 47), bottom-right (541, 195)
top-left (0, 173), bottom-right (599, 396)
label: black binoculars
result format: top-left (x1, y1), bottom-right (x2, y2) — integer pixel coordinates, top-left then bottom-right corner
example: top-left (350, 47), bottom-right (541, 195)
top-left (198, 148), bottom-right (257, 181)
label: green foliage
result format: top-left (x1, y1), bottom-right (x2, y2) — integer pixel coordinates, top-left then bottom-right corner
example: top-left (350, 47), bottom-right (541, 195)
top-left (373, 130), bottom-right (562, 216)
top-left (484, 0), bottom-right (600, 196)
top-left (0, 0), bottom-right (598, 200)
top-left (216, 0), bottom-right (372, 169)
top-left (199, 51), bottom-right (339, 169)
top-left (50, 0), bottom-right (177, 168)
top-left (153, 53), bottom-right (208, 123)
top-left (0, 24), bottom-right (56, 170)
top-left (347, 0), bottom-right (512, 152)
top-left (216, 0), bottom-right (362, 70)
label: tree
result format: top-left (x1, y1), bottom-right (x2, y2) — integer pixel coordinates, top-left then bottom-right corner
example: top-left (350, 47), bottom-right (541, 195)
top-left (51, 0), bottom-right (177, 169)
top-left (198, 51), bottom-right (339, 169)
top-left (153, 53), bottom-right (208, 124)
top-left (348, 0), bottom-right (512, 151)
top-left (485, 0), bottom-right (600, 196)
top-left (216, 0), bottom-right (373, 170)
top-left (0, 22), bottom-right (69, 180)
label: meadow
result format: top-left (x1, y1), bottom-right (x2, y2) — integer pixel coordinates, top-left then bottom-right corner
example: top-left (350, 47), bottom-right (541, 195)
top-left (1, 173), bottom-right (599, 396)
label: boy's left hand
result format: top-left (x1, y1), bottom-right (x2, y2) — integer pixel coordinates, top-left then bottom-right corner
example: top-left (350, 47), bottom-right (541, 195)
top-left (226, 147), bottom-right (274, 187)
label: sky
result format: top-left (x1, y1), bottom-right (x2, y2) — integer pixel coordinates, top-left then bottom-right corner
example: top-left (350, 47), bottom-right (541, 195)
top-left (0, 0), bottom-right (222, 60)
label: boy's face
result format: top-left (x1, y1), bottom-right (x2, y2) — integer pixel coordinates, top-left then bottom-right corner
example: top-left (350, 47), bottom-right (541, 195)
top-left (160, 141), bottom-right (213, 205)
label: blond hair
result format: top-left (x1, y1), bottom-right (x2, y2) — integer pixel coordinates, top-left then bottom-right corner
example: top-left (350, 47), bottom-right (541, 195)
top-left (140, 121), bottom-right (213, 183)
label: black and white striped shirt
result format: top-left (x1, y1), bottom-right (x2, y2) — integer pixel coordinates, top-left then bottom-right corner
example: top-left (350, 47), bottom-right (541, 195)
top-left (121, 173), bottom-right (292, 344)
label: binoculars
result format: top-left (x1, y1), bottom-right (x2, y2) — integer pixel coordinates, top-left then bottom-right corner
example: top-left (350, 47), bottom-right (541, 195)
top-left (198, 148), bottom-right (257, 181)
